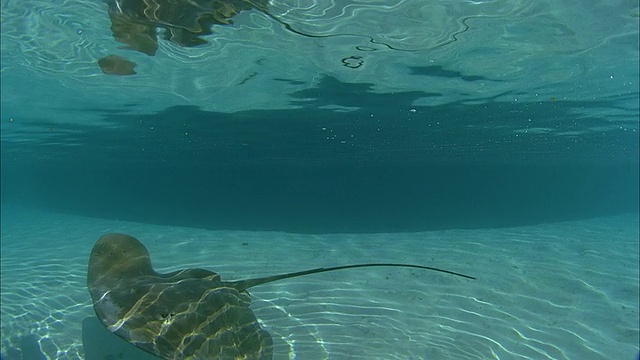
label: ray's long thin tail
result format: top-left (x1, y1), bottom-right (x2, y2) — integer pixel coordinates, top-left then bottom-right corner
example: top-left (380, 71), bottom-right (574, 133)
top-left (231, 263), bottom-right (475, 291)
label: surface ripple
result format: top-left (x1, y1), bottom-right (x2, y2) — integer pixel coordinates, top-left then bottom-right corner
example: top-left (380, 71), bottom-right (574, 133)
top-left (2, 0), bottom-right (638, 119)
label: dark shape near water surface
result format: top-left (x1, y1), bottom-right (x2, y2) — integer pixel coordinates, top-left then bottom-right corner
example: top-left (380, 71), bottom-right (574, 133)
top-left (97, 55), bottom-right (137, 75)
top-left (87, 233), bottom-right (475, 360)
top-left (104, 0), bottom-right (269, 56)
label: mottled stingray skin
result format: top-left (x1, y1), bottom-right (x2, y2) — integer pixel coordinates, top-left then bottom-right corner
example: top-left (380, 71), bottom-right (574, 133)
top-left (87, 233), bottom-right (475, 360)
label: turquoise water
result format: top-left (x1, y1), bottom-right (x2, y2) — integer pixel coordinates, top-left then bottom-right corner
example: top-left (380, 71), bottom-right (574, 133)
top-left (1, 207), bottom-right (638, 359)
top-left (1, 0), bottom-right (639, 359)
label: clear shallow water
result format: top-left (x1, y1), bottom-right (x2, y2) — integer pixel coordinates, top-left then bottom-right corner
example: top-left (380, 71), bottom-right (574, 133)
top-left (1, 0), bottom-right (639, 359)
top-left (1, 206), bottom-right (638, 359)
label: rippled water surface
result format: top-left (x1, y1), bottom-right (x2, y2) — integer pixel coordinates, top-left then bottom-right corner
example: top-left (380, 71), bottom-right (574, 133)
top-left (2, 0), bottom-right (638, 118)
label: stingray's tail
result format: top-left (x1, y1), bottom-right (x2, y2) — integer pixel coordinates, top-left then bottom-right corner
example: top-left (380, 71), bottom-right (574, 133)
top-left (231, 263), bottom-right (475, 291)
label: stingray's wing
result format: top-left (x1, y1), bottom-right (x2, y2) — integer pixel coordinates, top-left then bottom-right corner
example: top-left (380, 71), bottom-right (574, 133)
top-left (93, 274), bottom-right (273, 360)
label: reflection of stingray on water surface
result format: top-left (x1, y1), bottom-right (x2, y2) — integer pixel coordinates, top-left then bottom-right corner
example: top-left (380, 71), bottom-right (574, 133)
top-left (104, 0), bottom-right (269, 55)
top-left (97, 0), bottom-right (268, 74)
top-left (97, 54), bottom-right (137, 75)
top-left (96, 0), bottom-right (422, 75)
top-left (96, 0), bottom-right (416, 75)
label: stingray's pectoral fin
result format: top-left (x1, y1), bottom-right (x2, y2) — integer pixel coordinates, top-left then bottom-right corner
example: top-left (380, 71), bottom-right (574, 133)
top-left (88, 233), bottom-right (274, 360)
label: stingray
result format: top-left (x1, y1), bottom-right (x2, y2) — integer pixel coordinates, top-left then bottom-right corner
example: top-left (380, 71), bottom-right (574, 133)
top-left (87, 233), bottom-right (475, 360)
top-left (97, 55), bottom-right (137, 75)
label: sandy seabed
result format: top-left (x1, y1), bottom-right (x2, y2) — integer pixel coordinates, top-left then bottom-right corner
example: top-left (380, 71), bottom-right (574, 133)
top-left (1, 205), bottom-right (638, 360)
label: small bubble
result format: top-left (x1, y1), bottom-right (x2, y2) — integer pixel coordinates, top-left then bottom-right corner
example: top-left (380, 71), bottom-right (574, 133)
top-left (76, 29), bottom-right (83, 35)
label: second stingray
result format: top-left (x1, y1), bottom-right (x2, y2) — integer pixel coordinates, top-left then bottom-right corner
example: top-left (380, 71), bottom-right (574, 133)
top-left (87, 233), bottom-right (475, 360)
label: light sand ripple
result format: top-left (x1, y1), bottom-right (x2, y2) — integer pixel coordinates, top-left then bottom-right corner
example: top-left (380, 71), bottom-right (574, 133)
top-left (1, 205), bottom-right (638, 359)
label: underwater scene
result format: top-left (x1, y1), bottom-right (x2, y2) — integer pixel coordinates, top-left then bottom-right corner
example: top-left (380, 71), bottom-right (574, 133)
top-left (1, 0), bottom-right (639, 359)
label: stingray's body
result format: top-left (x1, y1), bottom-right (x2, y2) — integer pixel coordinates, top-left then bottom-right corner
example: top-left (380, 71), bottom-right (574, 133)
top-left (87, 233), bottom-right (474, 360)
